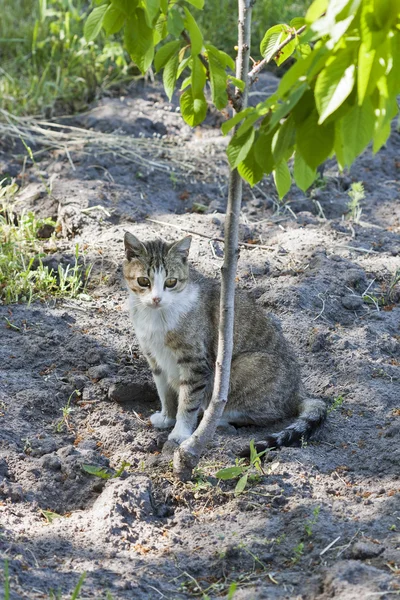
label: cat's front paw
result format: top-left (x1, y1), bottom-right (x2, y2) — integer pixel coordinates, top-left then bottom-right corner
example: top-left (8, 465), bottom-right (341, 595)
top-left (150, 412), bottom-right (176, 429)
top-left (168, 422), bottom-right (192, 444)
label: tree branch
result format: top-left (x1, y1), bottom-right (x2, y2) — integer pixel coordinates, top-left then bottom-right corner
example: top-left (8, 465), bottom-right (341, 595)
top-left (248, 24), bottom-right (307, 85)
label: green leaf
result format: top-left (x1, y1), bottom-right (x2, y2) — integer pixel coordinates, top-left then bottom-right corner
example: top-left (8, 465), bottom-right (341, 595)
top-left (227, 583), bottom-right (238, 600)
top-left (293, 151), bottom-right (316, 191)
top-left (217, 50), bottom-right (236, 71)
top-left (228, 76), bottom-right (245, 91)
top-left (191, 55), bottom-right (206, 98)
top-left (269, 82), bottom-right (308, 130)
top-left (273, 160), bottom-right (292, 200)
top-left (184, 7), bottom-right (203, 55)
top-left (254, 129), bottom-right (275, 175)
top-left (296, 109), bottom-right (334, 170)
top-left (124, 8), bottom-right (154, 73)
top-left (306, 0), bottom-right (328, 22)
top-left (272, 115), bottom-right (296, 163)
top-left (164, 53), bottom-right (179, 101)
top-left (184, 0), bottom-right (204, 8)
top-left (154, 40), bottom-right (181, 72)
top-left (221, 109), bottom-right (252, 135)
top-left (235, 473), bottom-right (249, 496)
top-left (238, 145), bottom-right (264, 186)
top-left (177, 56), bottom-right (191, 78)
top-left (180, 87), bottom-right (208, 126)
top-left (236, 112), bottom-right (261, 138)
top-left (357, 43), bottom-right (376, 104)
top-left (103, 5), bottom-right (126, 35)
top-left (275, 35), bottom-right (298, 66)
top-left (84, 4), bottom-right (108, 42)
top-left (226, 127), bottom-right (255, 170)
top-left (82, 464), bottom-right (112, 479)
top-left (260, 24), bottom-right (286, 62)
top-left (315, 53), bottom-right (356, 123)
top-left (206, 44), bottom-right (228, 110)
top-left (143, 0), bottom-right (160, 26)
top-left (167, 7), bottom-right (184, 37)
top-left (180, 74), bottom-right (191, 90)
top-left (340, 99), bottom-right (375, 166)
top-left (215, 466), bottom-right (245, 480)
top-left (41, 509), bottom-right (62, 523)
top-left (290, 17), bottom-right (306, 29)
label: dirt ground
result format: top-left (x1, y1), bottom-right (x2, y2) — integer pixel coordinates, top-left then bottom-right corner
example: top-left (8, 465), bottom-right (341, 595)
top-left (0, 74), bottom-right (399, 600)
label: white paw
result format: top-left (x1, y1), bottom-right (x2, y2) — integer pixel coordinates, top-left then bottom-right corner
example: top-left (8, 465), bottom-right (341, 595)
top-left (150, 412), bottom-right (176, 429)
top-left (168, 422), bottom-right (192, 444)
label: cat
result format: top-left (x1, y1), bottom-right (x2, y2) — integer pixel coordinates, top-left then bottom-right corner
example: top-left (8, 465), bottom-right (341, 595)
top-left (123, 232), bottom-right (326, 448)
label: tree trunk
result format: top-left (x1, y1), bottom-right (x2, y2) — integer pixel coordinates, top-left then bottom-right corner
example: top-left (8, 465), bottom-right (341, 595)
top-left (173, 0), bottom-right (253, 481)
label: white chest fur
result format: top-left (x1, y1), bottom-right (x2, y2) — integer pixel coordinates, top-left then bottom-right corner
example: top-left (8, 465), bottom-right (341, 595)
top-left (128, 284), bottom-right (198, 387)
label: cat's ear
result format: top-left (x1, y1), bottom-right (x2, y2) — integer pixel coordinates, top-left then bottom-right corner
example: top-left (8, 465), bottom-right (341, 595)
top-left (168, 236), bottom-right (192, 259)
top-left (124, 232), bottom-right (147, 261)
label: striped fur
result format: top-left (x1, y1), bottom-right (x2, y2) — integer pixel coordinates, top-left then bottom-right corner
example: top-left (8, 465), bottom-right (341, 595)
top-left (123, 233), bottom-right (326, 446)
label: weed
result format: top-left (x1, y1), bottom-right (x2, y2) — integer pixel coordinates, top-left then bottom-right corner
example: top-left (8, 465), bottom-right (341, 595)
top-left (82, 460), bottom-right (131, 480)
top-left (304, 506), bottom-right (320, 537)
top-left (41, 509), bottom-right (62, 523)
top-left (3, 559), bottom-right (9, 600)
top-left (56, 390), bottom-right (80, 433)
top-left (291, 542), bottom-right (304, 564)
top-left (346, 181), bottom-right (365, 223)
top-left (0, 181), bottom-right (92, 304)
top-left (328, 395), bottom-right (345, 414)
top-left (215, 440), bottom-right (270, 496)
top-left (0, 0), bottom-right (130, 116)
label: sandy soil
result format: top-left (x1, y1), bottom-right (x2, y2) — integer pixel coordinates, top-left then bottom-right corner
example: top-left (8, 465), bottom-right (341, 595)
top-left (0, 74), bottom-right (399, 600)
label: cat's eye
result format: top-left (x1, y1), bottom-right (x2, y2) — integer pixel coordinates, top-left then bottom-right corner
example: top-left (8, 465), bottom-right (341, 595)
top-left (137, 277), bottom-right (151, 288)
top-left (165, 278), bottom-right (177, 289)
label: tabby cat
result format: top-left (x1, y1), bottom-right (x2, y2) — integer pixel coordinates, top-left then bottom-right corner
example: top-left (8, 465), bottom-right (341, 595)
top-left (123, 232), bottom-right (326, 448)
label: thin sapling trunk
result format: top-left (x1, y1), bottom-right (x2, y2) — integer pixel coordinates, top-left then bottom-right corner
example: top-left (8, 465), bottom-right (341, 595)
top-left (173, 0), bottom-right (253, 481)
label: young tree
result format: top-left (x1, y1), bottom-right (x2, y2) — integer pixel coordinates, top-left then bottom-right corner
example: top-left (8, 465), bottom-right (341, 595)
top-left (85, 0), bottom-right (400, 479)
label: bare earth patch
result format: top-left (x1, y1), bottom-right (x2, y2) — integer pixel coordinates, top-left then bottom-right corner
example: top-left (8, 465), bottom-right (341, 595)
top-left (0, 75), bottom-right (399, 599)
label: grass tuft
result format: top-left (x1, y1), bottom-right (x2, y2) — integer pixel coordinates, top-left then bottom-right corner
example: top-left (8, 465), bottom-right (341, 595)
top-left (0, 180), bottom-right (91, 305)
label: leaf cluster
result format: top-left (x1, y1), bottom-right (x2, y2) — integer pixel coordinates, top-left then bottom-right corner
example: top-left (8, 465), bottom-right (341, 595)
top-left (85, 0), bottom-right (400, 199)
top-left (215, 440), bottom-right (268, 496)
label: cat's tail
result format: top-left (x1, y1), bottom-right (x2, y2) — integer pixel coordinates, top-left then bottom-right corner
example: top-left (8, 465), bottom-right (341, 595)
top-left (240, 398), bottom-right (327, 456)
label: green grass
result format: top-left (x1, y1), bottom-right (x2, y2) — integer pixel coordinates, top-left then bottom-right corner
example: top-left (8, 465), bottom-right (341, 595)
top-left (0, 0), bottom-right (130, 116)
top-left (0, 180), bottom-right (92, 304)
top-left (0, 0), bottom-right (310, 117)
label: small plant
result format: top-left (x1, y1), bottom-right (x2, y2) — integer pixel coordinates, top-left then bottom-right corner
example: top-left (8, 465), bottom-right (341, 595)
top-left (56, 390), bottom-right (80, 433)
top-left (82, 460), bottom-right (131, 480)
top-left (291, 542), bottom-right (304, 564)
top-left (346, 181), bottom-right (365, 223)
top-left (0, 182), bottom-right (92, 305)
top-left (215, 440), bottom-right (269, 496)
top-left (304, 506), bottom-right (320, 537)
top-left (3, 559), bottom-right (9, 600)
top-left (328, 395), bottom-right (344, 414)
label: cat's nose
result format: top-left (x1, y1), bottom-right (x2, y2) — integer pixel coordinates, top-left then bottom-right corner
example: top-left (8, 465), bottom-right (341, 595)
top-left (152, 296), bottom-right (162, 305)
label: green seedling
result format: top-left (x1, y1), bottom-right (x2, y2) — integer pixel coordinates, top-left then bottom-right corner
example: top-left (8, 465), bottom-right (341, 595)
top-left (3, 559), bottom-right (9, 600)
top-left (41, 509), bottom-right (62, 523)
top-left (3, 317), bottom-right (21, 331)
top-left (291, 542), bottom-right (304, 564)
top-left (304, 506), bottom-right (320, 537)
top-left (82, 460), bottom-right (131, 480)
top-left (328, 395), bottom-right (344, 414)
top-left (56, 390), bottom-right (80, 433)
top-left (1, 187), bottom-right (92, 305)
top-left (346, 181), bottom-right (365, 223)
top-left (215, 440), bottom-right (269, 496)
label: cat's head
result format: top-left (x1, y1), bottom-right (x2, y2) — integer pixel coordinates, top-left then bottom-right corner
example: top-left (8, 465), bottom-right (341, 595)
top-left (123, 233), bottom-right (192, 309)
